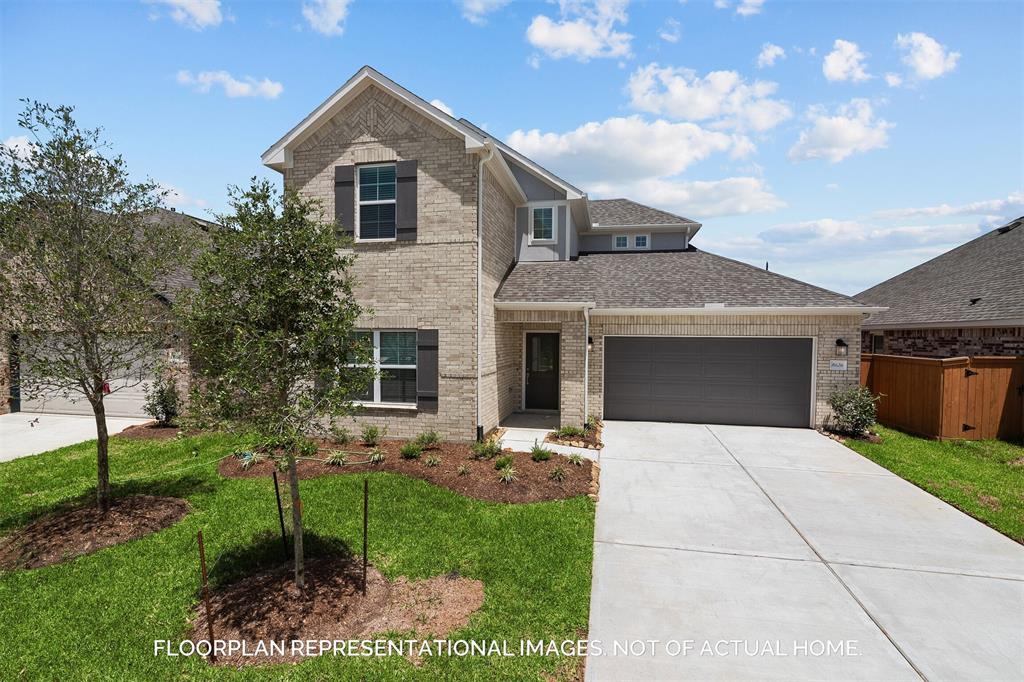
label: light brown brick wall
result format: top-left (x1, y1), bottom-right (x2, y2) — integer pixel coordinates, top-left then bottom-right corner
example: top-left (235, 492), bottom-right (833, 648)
top-left (285, 84), bottom-right (480, 440)
top-left (586, 314), bottom-right (864, 427)
top-left (479, 167), bottom-right (516, 434)
top-left (862, 327), bottom-right (1024, 358)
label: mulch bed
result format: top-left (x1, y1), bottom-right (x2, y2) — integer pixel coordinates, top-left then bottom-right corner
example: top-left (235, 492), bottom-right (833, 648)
top-left (190, 554), bottom-right (484, 667)
top-left (820, 429), bottom-right (883, 445)
top-left (0, 495), bottom-right (191, 570)
top-left (546, 421), bottom-right (604, 450)
top-left (117, 422), bottom-right (182, 441)
top-left (219, 439), bottom-right (596, 504)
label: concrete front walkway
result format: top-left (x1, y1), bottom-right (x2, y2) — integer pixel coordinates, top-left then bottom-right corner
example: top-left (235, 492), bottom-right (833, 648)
top-left (0, 412), bottom-right (150, 462)
top-left (587, 421), bottom-right (1024, 681)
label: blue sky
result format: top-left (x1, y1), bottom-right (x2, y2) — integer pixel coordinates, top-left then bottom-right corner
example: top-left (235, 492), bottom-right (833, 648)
top-left (2, 0), bottom-right (1021, 294)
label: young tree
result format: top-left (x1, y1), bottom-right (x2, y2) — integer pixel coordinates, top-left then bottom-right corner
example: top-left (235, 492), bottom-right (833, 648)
top-left (0, 102), bottom-right (189, 512)
top-left (180, 178), bottom-right (373, 590)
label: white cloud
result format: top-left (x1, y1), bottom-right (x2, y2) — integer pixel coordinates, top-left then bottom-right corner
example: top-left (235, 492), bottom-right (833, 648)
top-left (430, 99), bottom-right (455, 117)
top-left (2, 135), bottom-right (34, 163)
top-left (506, 115), bottom-right (746, 184)
top-left (525, 0), bottom-right (633, 63)
top-left (757, 43), bottom-right (785, 68)
top-left (788, 99), bottom-right (892, 163)
top-left (176, 70), bottom-right (284, 99)
top-left (884, 72), bottom-right (903, 88)
top-left (713, 0), bottom-right (765, 16)
top-left (598, 176), bottom-right (784, 218)
top-left (659, 17), bottom-right (681, 43)
top-left (302, 0), bottom-right (352, 36)
top-left (146, 0), bottom-right (222, 30)
top-left (457, 0), bottom-right (510, 25)
top-left (822, 39), bottom-right (870, 82)
top-left (895, 32), bottom-right (960, 80)
top-left (158, 182), bottom-right (209, 210)
top-left (627, 63), bottom-right (792, 132)
top-left (873, 190), bottom-right (1024, 221)
top-left (825, 182), bottom-right (839, 190)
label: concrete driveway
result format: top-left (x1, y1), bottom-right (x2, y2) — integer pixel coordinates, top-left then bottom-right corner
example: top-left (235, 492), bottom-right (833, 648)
top-left (0, 412), bottom-right (150, 462)
top-left (587, 421), bottom-right (1024, 681)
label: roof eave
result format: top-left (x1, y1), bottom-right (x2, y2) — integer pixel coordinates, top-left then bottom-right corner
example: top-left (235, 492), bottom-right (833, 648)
top-left (590, 306), bottom-right (885, 316)
top-left (863, 317), bottom-right (1024, 330)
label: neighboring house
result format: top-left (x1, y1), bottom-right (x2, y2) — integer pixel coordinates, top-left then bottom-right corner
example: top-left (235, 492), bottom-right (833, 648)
top-left (1, 208), bottom-right (212, 417)
top-left (261, 66), bottom-right (879, 440)
top-left (856, 218), bottom-right (1024, 358)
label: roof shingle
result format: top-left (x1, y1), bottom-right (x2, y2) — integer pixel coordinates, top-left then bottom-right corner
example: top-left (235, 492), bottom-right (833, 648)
top-left (855, 218), bottom-right (1024, 327)
top-left (495, 250), bottom-right (867, 310)
top-left (588, 198), bottom-right (699, 228)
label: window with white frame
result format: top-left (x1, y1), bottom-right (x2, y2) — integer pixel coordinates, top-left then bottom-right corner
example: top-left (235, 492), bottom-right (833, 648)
top-left (633, 234), bottom-right (649, 249)
top-left (349, 330), bottom-right (417, 404)
top-left (613, 235), bottom-right (628, 249)
top-left (531, 206), bottom-right (555, 242)
top-left (357, 164), bottom-right (397, 241)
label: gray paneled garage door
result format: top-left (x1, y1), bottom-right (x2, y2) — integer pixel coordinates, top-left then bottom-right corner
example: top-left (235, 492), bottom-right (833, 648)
top-left (604, 337), bottom-right (813, 427)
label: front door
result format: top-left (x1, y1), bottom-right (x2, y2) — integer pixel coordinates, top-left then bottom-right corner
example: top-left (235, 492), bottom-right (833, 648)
top-left (525, 332), bottom-right (559, 410)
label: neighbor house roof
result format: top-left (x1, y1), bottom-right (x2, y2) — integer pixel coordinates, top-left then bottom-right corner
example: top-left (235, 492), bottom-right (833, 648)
top-left (588, 198), bottom-right (700, 229)
top-left (495, 250), bottom-right (875, 314)
top-left (149, 208), bottom-right (216, 305)
top-left (855, 217), bottom-right (1024, 328)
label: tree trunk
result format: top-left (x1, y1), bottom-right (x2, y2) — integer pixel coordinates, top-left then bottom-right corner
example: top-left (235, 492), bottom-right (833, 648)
top-left (93, 396), bottom-right (111, 513)
top-left (287, 453), bottom-right (305, 591)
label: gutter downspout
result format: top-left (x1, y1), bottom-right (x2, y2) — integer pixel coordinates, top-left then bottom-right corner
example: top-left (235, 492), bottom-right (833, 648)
top-left (583, 305), bottom-right (590, 422)
top-left (476, 143), bottom-right (495, 442)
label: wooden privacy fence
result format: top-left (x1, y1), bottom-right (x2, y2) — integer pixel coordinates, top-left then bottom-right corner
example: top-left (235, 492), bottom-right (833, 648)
top-left (860, 354), bottom-right (1024, 441)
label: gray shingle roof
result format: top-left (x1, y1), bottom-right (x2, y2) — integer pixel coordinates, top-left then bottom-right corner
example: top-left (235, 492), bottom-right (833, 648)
top-left (855, 218), bottom-right (1024, 327)
top-left (495, 249), bottom-right (867, 309)
top-left (148, 208), bottom-right (216, 305)
top-left (588, 198), bottom-right (699, 227)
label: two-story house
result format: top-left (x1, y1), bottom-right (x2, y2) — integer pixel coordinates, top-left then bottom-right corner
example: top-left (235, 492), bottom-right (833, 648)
top-left (261, 66), bottom-right (880, 441)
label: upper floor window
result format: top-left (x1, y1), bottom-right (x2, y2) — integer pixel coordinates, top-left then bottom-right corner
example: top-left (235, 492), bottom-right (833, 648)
top-left (531, 207), bottom-right (554, 242)
top-left (614, 235), bottom-right (628, 249)
top-left (634, 234), bottom-right (649, 249)
top-left (358, 164), bottom-right (397, 241)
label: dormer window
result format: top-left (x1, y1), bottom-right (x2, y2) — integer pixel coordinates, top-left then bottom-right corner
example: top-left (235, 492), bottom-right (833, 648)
top-left (357, 163), bottom-right (397, 241)
top-left (634, 234), bottom-right (649, 249)
top-left (614, 235), bottom-right (628, 249)
top-left (529, 206), bottom-right (557, 244)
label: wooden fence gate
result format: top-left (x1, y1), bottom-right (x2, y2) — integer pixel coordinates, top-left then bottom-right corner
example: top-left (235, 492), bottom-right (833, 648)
top-left (860, 354), bottom-right (1024, 441)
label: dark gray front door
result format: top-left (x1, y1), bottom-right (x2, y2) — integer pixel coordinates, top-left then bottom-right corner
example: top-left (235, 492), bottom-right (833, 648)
top-left (525, 332), bottom-right (559, 410)
top-left (604, 337), bottom-right (812, 427)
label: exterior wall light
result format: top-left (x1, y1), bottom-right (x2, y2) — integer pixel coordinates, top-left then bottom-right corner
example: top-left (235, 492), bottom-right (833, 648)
top-left (835, 338), bottom-right (849, 357)
top-left (587, 336), bottom-right (594, 351)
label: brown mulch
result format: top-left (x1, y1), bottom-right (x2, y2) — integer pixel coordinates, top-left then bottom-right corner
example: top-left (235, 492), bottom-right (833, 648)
top-left (0, 495), bottom-right (191, 570)
top-left (117, 421), bottom-right (182, 441)
top-left (190, 555), bottom-right (484, 667)
top-left (546, 421), bottom-right (603, 450)
top-left (218, 439), bottom-right (595, 504)
top-left (819, 429), bottom-right (883, 445)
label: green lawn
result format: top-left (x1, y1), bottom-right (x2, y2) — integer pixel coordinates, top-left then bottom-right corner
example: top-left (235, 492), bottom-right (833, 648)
top-left (0, 433), bottom-right (595, 680)
top-left (844, 426), bottom-right (1024, 543)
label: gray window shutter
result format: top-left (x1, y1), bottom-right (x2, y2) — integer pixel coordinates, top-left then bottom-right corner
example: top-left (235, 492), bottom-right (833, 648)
top-left (334, 165), bottom-right (355, 237)
top-left (396, 160), bottom-right (417, 242)
top-left (416, 328), bottom-right (438, 409)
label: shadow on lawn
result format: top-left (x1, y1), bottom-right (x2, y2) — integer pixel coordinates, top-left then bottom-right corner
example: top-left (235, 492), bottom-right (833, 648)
top-left (207, 529), bottom-right (354, 590)
top-left (0, 474), bottom-right (212, 535)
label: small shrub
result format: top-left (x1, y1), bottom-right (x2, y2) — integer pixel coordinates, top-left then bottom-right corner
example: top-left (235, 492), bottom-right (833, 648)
top-left (530, 440), bottom-right (552, 462)
top-left (457, 464), bottom-right (469, 476)
top-left (369, 449), bottom-right (385, 464)
top-left (425, 455), bottom-right (441, 467)
top-left (361, 424), bottom-right (384, 446)
top-left (143, 371), bottom-right (180, 427)
top-left (331, 424), bottom-right (352, 446)
top-left (298, 439), bottom-right (319, 458)
top-left (471, 439), bottom-right (502, 460)
top-left (567, 453), bottom-right (585, 467)
top-left (498, 465), bottom-right (518, 484)
top-left (827, 386), bottom-right (880, 436)
top-left (585, 414), bottom-right (599, 431)
top-left (235, 450), bottom-right (258, 470)
top-left (325, 451), bottom-right (347, 467)
top-left (415, 430), bottom-right (441, 449)
top-left (554, 425), bottom-right (586, 439)
top-left (400, 442), bottom-right (422, 460)
top-left (494, 454), bottom-right (514, 470)
top-left (549, 466), bottom-right (567, 482)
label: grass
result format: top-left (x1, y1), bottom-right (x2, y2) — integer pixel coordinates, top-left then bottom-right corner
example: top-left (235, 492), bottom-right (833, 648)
top-left (844, 425), bottom-right (1024, 543)
top-left (0, 432), bottom-right (595, 680)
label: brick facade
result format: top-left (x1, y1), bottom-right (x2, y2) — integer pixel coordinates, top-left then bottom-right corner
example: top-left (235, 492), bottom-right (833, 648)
top-left (862, 327), bottom-right (1024, 358)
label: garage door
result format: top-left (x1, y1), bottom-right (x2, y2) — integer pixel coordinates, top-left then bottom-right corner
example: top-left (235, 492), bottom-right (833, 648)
top-left (604, 337), bottom-right (813, 427)
top-left (20, 376), bottom-right (152, 418)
